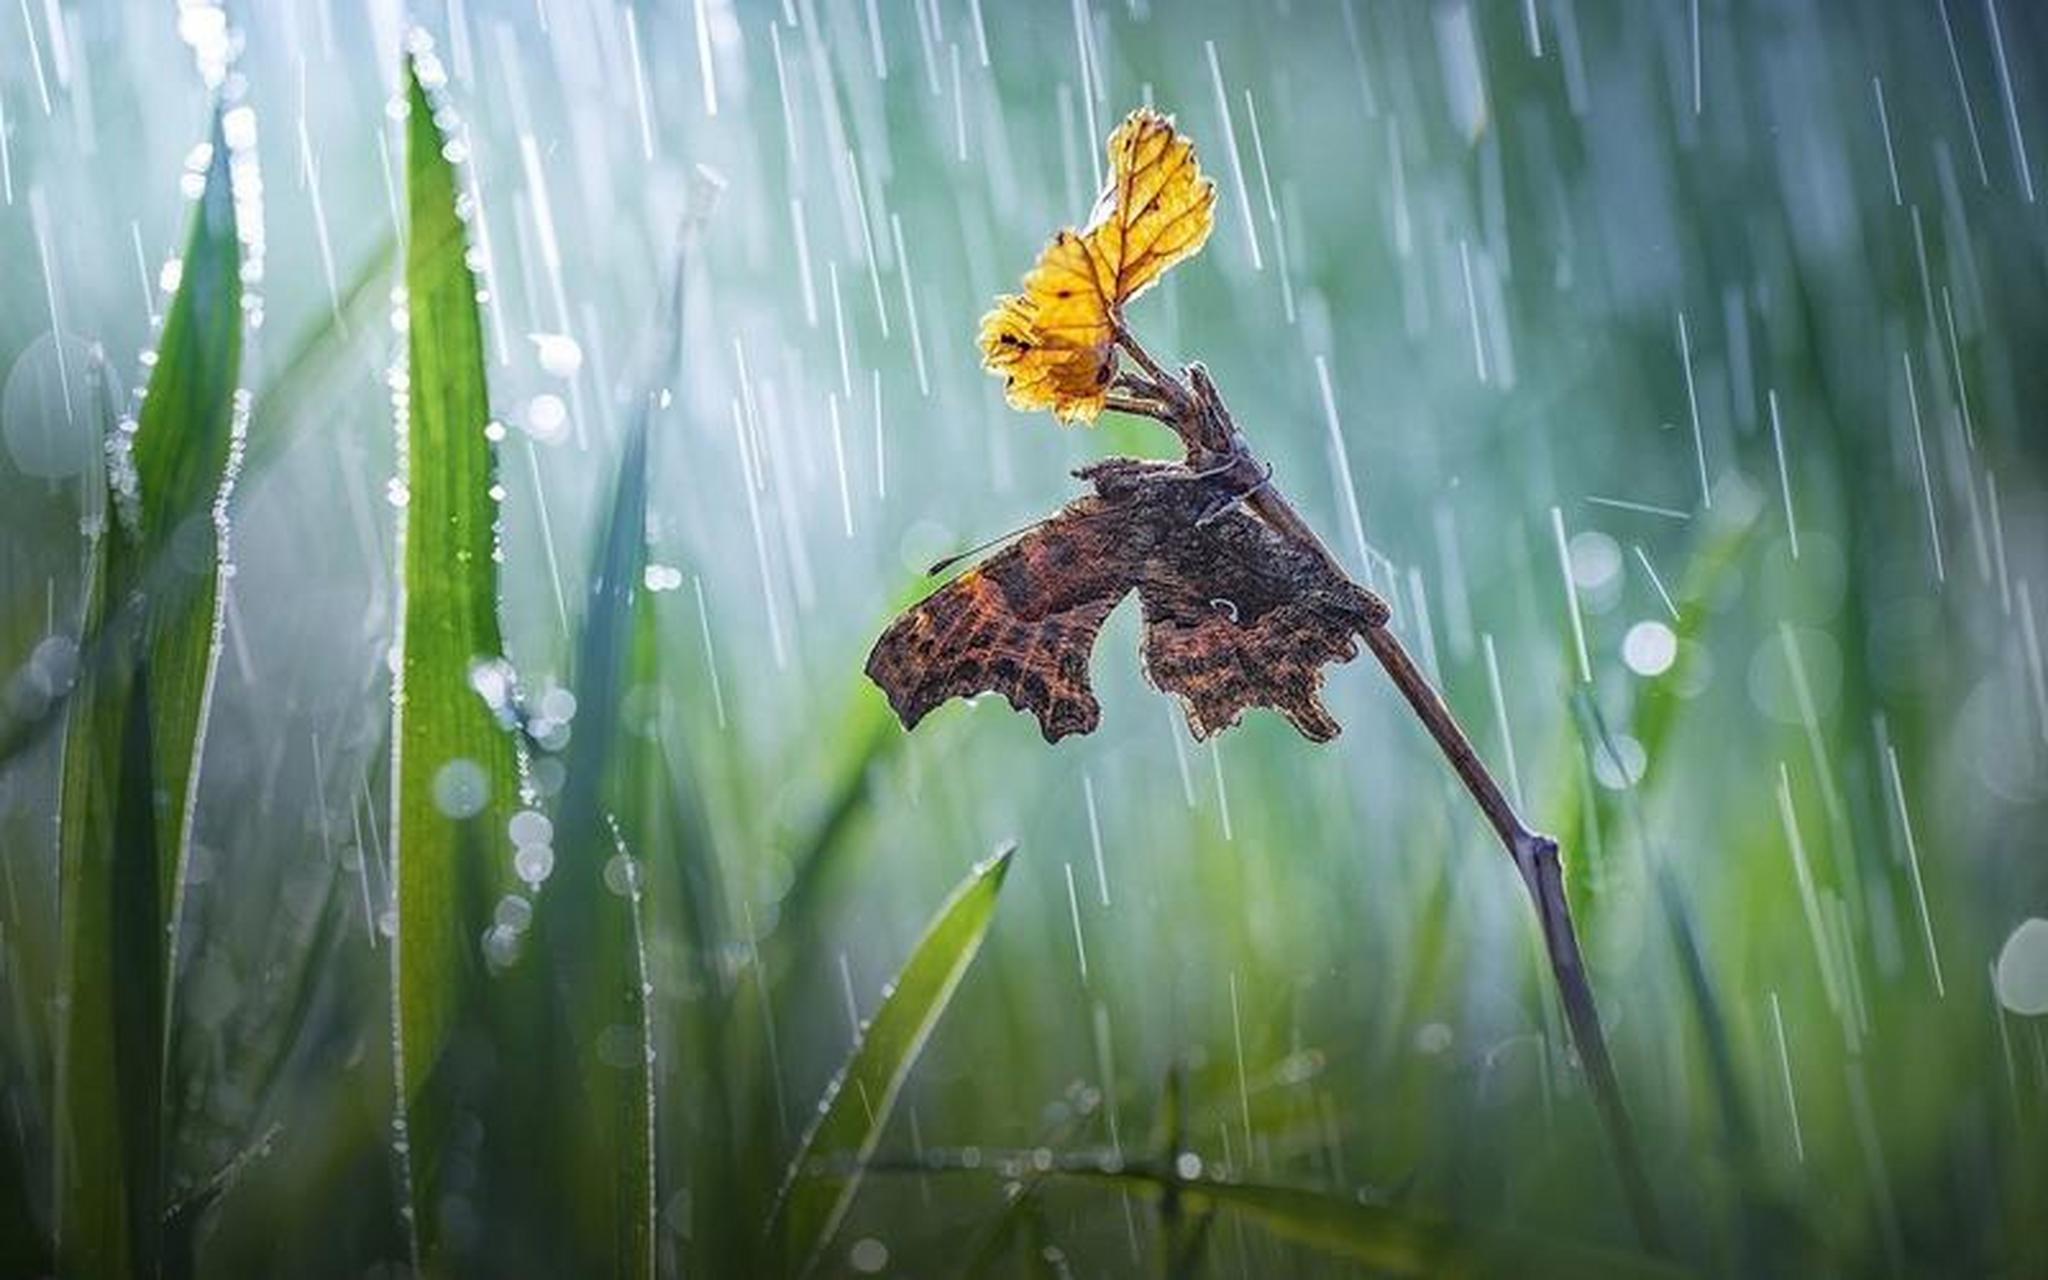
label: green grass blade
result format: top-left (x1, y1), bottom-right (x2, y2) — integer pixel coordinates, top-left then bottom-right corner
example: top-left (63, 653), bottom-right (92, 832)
top-left (997, 1163), bottom-right (1680, 1279)
top-left (542, 416), bottom-right (655, 1276)
top-left (390, 54), bottom-right (522, 1266)
top-left (53, 111), bottom-right (245, 1278)
top-left (120, 123), bottom-right (246, 916)
top-left (54, 671), bottom-right (167, 1277)
top-left (772, 842), bottom-right (1017, 1275)
top-left (0, 237), bottom-right (389, 774)
top-left (773, 690), bottom-right (900, 945)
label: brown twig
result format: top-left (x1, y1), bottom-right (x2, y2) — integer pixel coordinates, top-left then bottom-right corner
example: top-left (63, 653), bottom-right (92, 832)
top-left (1107, 329), bottom-right (1669, 1255)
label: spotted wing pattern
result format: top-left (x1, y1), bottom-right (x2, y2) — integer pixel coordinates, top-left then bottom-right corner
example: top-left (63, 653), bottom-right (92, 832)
top-left (866, 459), bottom-right (1384, 744)
top-left (865, 488), bottom-right (1137, 742)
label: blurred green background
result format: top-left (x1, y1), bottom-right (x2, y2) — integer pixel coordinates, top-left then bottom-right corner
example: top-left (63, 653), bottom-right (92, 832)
top-left (3, 0), bottom-right (2047, 1275)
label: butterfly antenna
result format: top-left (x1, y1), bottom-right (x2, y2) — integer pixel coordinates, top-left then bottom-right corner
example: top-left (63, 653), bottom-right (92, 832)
top-left (926, 517), bottom-right (1057, 576)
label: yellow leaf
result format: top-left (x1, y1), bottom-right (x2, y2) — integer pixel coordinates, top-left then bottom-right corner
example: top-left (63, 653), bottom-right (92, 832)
top-left (978, 108), bottom-right (1215, 423)
top-left (978, 230), bottom-right (1116, 423)
top-left (1088, 107), bottom-right (1217, 308)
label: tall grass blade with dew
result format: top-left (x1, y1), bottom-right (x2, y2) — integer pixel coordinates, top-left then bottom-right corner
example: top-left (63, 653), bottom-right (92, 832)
top-left (388, 50), bottom-right (524, 1271)
top-left (771, 842), bottom-right (1018, 1276)
top-left (52, 109), bottom-right (247, 1278)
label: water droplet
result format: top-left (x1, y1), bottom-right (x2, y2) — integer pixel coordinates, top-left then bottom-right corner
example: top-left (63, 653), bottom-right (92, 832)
top-left (1568, 530), bottom-right (1622, 593)
top-left (482, 922), bottom-right (521, 969)
top-left (1590, 732), bottom-right (1647, 790)
top-left (849, 1238), bottom-right (889, 1274)
top-left (468, 657), bottom-right (516, 711)
top-left (529, 332), bottom-right (584, 378)
top-left (523, 393), bottom-right (569, 444)
top-left (1996, 918), bottom-right (2048, 1016)
top-left (603, 853), bottom-right (637, 897)
top-left (3, 332), bottom-right (102, 479)
top-left (539, 686), bottom-right (577, 722)
top-left (508, 809), bottom-right (552, 848)
top-left (27, 635), bottom-right (79, 697)
top-left (1622, 620), bottom-right (1678, 677)
top-left (432, 759), bottom-right (489, 818)
top-left (221, 105), bottom-right (258, 151)
top-left (494, 895), bottom-right (533, 932)
top-left (514, 843), bottom-right (555, 888)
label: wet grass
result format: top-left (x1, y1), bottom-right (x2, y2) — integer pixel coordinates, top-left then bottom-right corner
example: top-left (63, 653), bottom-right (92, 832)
top-left (3, 3), bottom-right (2047, 1278)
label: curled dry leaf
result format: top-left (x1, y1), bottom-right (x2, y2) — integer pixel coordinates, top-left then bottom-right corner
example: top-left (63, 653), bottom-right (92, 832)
top-left (978, 108), bottom-right (1217, 423)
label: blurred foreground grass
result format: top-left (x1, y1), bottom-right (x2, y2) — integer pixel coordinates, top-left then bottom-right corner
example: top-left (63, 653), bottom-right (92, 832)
top-left (3, 1), bottom-right (2048, 1276)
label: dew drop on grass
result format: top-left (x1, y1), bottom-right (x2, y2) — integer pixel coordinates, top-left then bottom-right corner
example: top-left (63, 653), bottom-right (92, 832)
top-left (468, 657), bottom-right (516, 713)
top-left (538, 686), bottom-right (577, 722)
top-left (1995, 919), bottom-right (2048, 1016)
top-left (28, 634), bottom-right (78, 695)
top-left (603, 853), bottom-right (638, 897)
top-left (528, 715), bottom-right (570, 752)
top-left (482, 923), bottom-right (520, 970)
top-left (514, 843), bottom-right (555, 888)
top-left (508, 808), bottom-right (552, 847)
top-left (530, 756), bottom-right (566, 798)
top-left (432, 758), bottom-right (489, 818)
top-left (493, 895), bottom-right (531, 932)
top-left (222, 105), bottom-right (258, 151)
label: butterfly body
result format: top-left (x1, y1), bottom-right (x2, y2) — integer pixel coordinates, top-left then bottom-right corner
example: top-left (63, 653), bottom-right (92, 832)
top-left (864, 457), bottom-right (1384, 744)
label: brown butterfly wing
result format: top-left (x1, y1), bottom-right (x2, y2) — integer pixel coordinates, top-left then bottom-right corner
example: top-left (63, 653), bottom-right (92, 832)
top-left (1114, 464), bottom-right (1381, 743)
top-left (1137, 581), bottom-right (1364, 743)
top-left (864, 489), bottom-right (1141, 743)
top-left (867, 458), bottom-right (1382, 744)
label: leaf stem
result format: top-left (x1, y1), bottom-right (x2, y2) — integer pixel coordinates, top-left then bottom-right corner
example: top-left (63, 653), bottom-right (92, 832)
top-left (1163, 372), bottom-right (1669, 1255)
top-left (1103, 390), bottom-right (1177, 422)
top-left (1112, 322), bottom-right (1191, 411)
top-left (1357, 624), bottom-right (1667, 1255)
